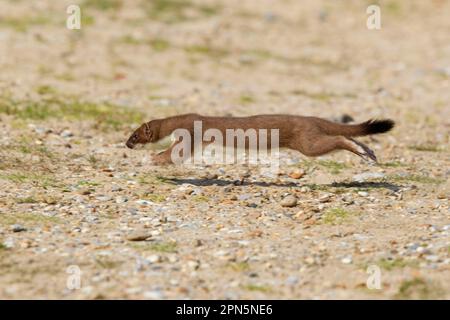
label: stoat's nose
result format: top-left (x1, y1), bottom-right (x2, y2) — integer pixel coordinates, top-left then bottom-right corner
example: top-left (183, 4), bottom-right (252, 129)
top-left (126, 141), bottom-right (135, 149)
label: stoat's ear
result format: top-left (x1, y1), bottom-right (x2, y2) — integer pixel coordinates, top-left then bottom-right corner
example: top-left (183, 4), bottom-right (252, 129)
top-left (144, 123), bottom-right (152, 139)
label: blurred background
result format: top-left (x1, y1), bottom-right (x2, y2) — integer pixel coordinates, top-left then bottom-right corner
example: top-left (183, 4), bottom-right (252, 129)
top-left (0, 0), bottom-right (449, 299)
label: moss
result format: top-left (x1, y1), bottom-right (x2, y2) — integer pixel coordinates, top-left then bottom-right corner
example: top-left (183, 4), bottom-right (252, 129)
top-left (0, 15), bottom-right (52, 32)
top-left (0, 213), bottom-right (61, 226)
top-left (395, 277), bottom-right (443, 300)
top-left (82, 0), bottom-right (123, 10)
top-left (16, 197), bottom-right (39, 204)
top-left (322, 207), bottom-right (356, 225)
top-left (317, 160), bottom-right (349, 174)
top-left (379, 161), bottom-right (406, 168)
top-left (408, 144), bottom-right (443, 152)
top-left (95, 257), bottom-right (123, 269)
top-left (144, 194), bottom-right (166, 203)
top-left (228, 262), bottom-right (250, 272)
top-left (184, 45), bottom-right (229, 59)
top-left (0, 172), bottom-right (59, 188)
top-left (191, 195), bottom-right (209, 202)
top-left (376, 258), bottom-right (418, 271)
top-left (242, 284), bottom-right (272, 293)
top-left (144, 0), bottom-right (221, 23)
top-left (150, 242), bottom-right (177, 253)
top-left (0, 96), bottom-right (144, 131)
top-left (239, 95), bottom-right (255, 105)
top-left (150, 38), bottom-right (171, 51)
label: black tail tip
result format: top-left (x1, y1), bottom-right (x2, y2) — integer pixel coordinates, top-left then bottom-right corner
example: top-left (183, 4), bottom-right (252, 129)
top-left (364, 119), bottom-right (395, 135)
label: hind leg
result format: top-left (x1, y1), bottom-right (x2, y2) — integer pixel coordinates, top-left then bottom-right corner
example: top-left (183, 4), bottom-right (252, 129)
top-left (291, 134), bottom-right (377, 162)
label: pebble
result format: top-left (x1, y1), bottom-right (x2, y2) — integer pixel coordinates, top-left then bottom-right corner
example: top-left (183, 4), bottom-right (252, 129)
top-left (357, 191), bottom-right (369, 197)
top-left (289, 169), bottom-right (305, 179)
top-left (60, 130), bottom-right (73, 138)
top-left (280, 195), bottom-right (297, 207)
top-left (147, 254), bottom-right (162, 263)
top-left (341, 256), bottom-right (353, 264)
top-left (96, 195), bottom-right (111, 202)
top-left (11, 224), bottom-right (27, 232)
top-left (127, 231), bottom-right (152, 241)
top-left (143, 290), bottom-right (165, 299)
top-left (115, 196), bottom-right (128, 204)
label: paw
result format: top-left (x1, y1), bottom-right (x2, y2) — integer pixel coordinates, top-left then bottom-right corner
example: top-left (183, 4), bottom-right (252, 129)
top-left (151, 153), bottom-right (173, 166)
top-left (349, 138), bottom-right (377, 163)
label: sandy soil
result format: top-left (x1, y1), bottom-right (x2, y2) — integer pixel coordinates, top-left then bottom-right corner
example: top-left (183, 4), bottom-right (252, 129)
top-left (0, 0), bottom-right (449, 299)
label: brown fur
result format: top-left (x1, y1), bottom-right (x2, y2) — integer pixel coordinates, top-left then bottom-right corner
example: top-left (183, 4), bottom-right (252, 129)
top-left (126, 113), bottom-right (394, 165)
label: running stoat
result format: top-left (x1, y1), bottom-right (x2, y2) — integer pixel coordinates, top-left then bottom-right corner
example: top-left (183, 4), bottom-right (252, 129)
top-left (126, 113), bottom-right (394, 165)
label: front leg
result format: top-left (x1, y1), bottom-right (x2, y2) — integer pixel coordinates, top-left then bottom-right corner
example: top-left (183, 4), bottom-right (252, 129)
top-left (151, 150), bottom-right (174, 165)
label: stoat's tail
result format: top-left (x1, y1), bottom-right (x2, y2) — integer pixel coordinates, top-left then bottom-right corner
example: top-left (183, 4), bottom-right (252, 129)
top-left (319, 119), bottom-right (395, 137)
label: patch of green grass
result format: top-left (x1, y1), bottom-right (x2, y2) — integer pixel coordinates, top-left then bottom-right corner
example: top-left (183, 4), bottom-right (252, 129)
top-left (376, 258), bottom-right (418, 271)
top-left (0, 96), bottom-right (144, 130)
top-left (119, 35), bottom-right (171, 52)
top-left (77, 180), bottom-right (101, 187)
top-left (300, 159), bottom-right (349, 174)
top-left (239, 95), bottom-right (255, 104)
top-left (395, 277), bottom-right (443, 300)
top-left (0, 172), bottom-right (59, 188)
top-left (83, 0), bottom-right (122, 10)
top-left (137, 174), bottom-right (176, 186)
top-left (241, 49), bottom-right (348, 70)
top-left (150, 38), bottom-right (171, 51)
top-left (291, 89), bottom-right (339, 102)
top-left (151, 242), bottom-right (177, 253)
top-left (95, 257), bottom-right (123, 269)
top-left (322, 207), bottom-right (356, 225)
top-left (242, 284), bottom-right (272, 293)
top-left (379, 161), bottom-right (406, 168)
top-left (408, 144), bottom-right (443, 152)
top-left (184, 45), bottom-right (229, 59)
top-left (317, 160), bottom-right (349, 174)
top-left (145, 194), bottom-right (166, 203)
top-left (388, 174), bottom-right (445, 185)
top-left (16, 197), bottom-right (39, 204)
top-left (228, 262), bottom-right (250, 272)
top-left (0, 212), bottom-right (61, 226)
top-left (0, 243), bottom-right (7, 251)
top-left (144, 0), bottom-right (221, 23)
top-left (130, 241), bottom-right (177, 253)
top-left (6, 137), bottom-right (54, 160)
top-left (0, 15), bottom-right (52, 32)
top-left (36, 85), bottom-right (58, 96)
top-left (191, 195), bottom-right (209, 202)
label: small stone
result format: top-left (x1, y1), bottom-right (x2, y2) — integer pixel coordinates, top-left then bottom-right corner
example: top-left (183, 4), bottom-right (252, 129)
top-left (286, 276), bottom-right (299, 285)
top-left (425, 255), bottom-right (439, 262)
top-left (96, 195), bottom-right (111, 202)
top-left (341, 256), bottom-right (353, 264)
top-left (115, 196), bottom-right (128, 204)
top-left (143, 290), bottom-right (164, 299)
top-left (60, 130), bottom-right (73, 138)
top-left (147, 254), bottom-right (162, 263)
top-left (79, 189), bottom-right (91, 195)
top-left (289, 169), bottom-right (305, 179)
top-left (11, 224), bottom-right (27, 232)
top-left (280, 195), bottom-right (297, 207)
top-left (127, 231), bottom-right (152, 241)
top-left (357, 191), bottom-right (369, 197)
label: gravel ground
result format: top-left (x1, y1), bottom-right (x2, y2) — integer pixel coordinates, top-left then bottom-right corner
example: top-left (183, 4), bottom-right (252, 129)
top-left (0, 0), bottom-right (449, 299)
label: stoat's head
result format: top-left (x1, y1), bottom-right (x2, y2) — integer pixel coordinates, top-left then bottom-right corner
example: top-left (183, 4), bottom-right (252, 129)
top-left (126, 121), bottom-right (159, 149)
